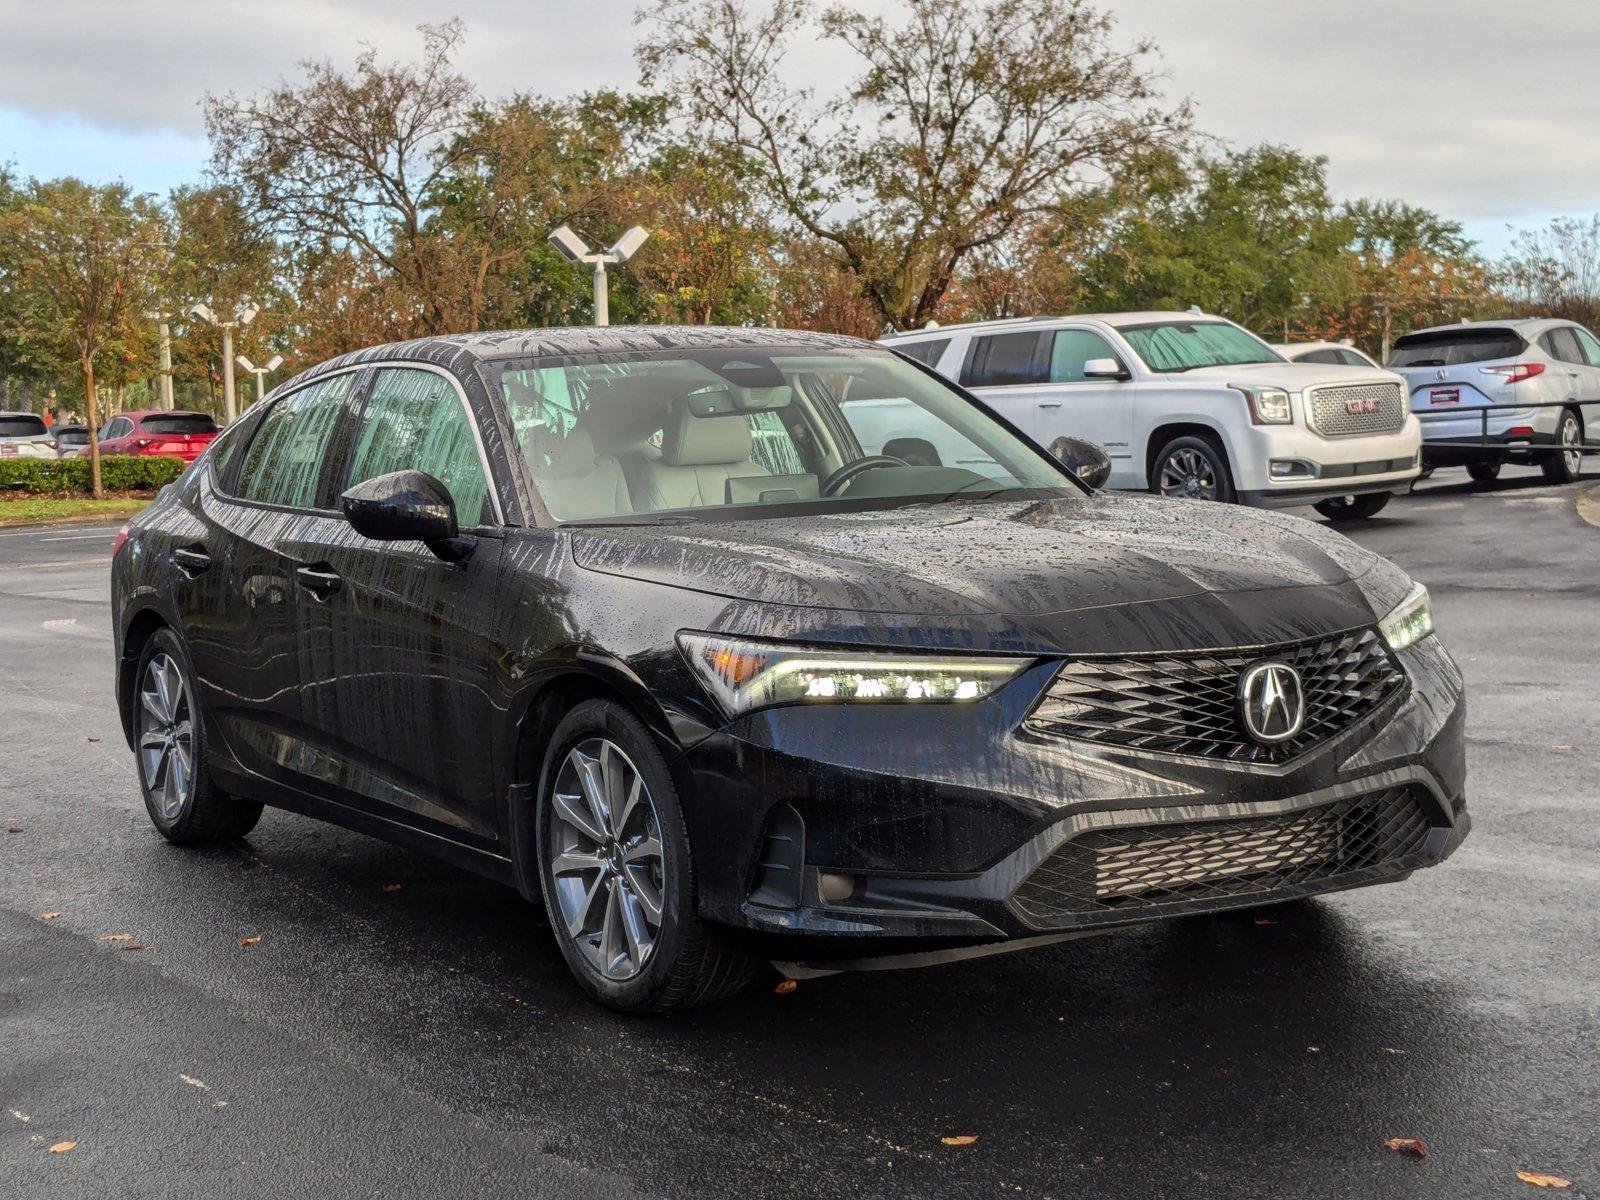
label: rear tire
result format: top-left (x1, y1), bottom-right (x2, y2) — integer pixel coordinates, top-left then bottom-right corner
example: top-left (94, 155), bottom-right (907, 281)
top-left (1541, 409), bottom-right (1583, 484)
top-left (1314, 493), bottom-right (1391, 521)
top-left (134, 628), bottom-right (262, 845)
top-left (1466, 461), bottom-right (1502, 483)
top-left (1151, 435), bottom-right (1235, 503)
top-left (534, 699), bottom-right (759, 1013)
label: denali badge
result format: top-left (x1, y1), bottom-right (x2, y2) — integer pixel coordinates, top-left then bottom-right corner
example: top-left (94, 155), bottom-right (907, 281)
top-left (1238, 662), bottom-right (1306, 745)
top-left (1346, 397), bottom-right (1381, 415)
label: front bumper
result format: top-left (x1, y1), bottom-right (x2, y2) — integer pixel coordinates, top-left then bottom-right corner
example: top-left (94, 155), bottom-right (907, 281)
top-left (1229, 419), bottom-right (1421, 506)
top-left (674, 634), bottom-right (1468, 968)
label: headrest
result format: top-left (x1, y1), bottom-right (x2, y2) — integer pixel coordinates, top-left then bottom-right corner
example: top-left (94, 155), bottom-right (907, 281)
top-left (660, 404), bottom-right (753, 466)
top-left (524, 423), bottom-right (598, 480)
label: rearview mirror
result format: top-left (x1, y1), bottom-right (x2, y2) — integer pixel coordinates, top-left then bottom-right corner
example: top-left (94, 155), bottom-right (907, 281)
top-left (1048, 436), bottom-right (1113, 490)
top-left (1082, 357), bottom-right (1130, 381)
top-left (341, 470), bottom-right (475, 562)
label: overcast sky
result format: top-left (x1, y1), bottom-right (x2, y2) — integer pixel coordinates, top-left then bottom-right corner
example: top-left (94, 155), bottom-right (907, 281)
top-left (2, 0), bottom-right (1595, 253)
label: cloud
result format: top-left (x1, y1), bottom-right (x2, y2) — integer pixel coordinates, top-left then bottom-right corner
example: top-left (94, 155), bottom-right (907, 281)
top-left (1, 0), bottom-right (1595, 224)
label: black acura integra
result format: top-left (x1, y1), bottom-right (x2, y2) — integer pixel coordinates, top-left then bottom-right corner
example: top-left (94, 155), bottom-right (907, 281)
top-left (111, 327), bottom-right (1469, 1012)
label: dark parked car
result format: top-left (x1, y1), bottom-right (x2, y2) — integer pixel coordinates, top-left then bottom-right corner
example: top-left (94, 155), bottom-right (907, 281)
top-left (111, 327), bottom-right (1470, 1012)
top-left (51, 423), bottom-right (92, 458)
top-left (99, 410), bottom-right (220, 462)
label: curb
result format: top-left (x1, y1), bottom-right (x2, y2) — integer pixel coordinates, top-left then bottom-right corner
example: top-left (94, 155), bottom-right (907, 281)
top-left (0, 509), bottom-right (144, 532)
top-left (1577, 483), bottom-right (1600, 530)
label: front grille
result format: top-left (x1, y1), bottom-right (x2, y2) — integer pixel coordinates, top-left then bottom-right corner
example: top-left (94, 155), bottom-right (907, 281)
top-left (1010, 788), bottom-right (1432, 926)
top-left (1308, 382), bottom-right (1407, 437)
top-left (1022, 628), bottom-right (1406, 764)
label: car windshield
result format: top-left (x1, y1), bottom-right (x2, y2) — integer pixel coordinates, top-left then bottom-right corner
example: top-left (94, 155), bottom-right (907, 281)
top-left (1120, 321), bottom-right (1284, 372)
top-left (142, 414), bottom-right (218, 435)
top-left (484, 346), bottom-right (1079, 524)
top-left (0, 415), bottom-right (49, 438)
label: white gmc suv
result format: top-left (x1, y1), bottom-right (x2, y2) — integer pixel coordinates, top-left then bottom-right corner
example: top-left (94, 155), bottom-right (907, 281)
top-left (881, 312), bottom-right (1422, 519)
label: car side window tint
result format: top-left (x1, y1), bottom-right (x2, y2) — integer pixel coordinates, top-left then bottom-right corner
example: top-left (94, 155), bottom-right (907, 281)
top-left (349, 368), bottom-right (492, 527)
top-left (895, 338), bottom-right (950, 368)
top-left (963, 332), bottom-right (1048, 387)
top-left (234, 374), bottom-right (352, 508)
top-left (1049, 329), bottom-right (1122, 382)
top-left (1547, 327), bottom-right (1586, 365)
top-left (1338, 349), bottom-right (1372, 367)
top-left (1573, 327), bottom-right (1600, 366)
top-left (1298, 349), bottom-right (1341, 365)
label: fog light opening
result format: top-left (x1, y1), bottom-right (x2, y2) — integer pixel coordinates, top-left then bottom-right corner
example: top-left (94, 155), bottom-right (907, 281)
top-left (1269, 459), bottom-right (1316, 480)
top-left (817, 871), bottom-right (857, 904)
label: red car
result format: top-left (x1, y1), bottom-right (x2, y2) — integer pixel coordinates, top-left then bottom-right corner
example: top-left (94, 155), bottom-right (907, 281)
top-left (98, 411), bottom-right (221, 463)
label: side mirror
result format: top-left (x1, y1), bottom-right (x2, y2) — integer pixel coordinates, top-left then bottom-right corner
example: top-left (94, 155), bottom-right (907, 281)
top-left (1048, 436), bottom-right (1113, 490)
top-left (341, 470), bottom-right (475, 563)
top-left (1082, 357), bottom-right (1130, 381)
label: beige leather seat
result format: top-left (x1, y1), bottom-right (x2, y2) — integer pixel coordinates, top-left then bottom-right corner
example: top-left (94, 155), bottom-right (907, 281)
top-left (634, 402), bottom-right (769, 512)
top-left (523, 423), bottom-right (633, 520)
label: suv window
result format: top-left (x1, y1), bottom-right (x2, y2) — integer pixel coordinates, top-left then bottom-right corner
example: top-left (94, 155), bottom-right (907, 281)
top-left (348, 367), bottom-right (493, 527)
top-left (0, 415), bottom-right (48, 437)
top-left (234, 374), bottom-right (353, 508)
top-left (962, 332), bottom-right (1049, 387)
top-left (1048, 329), bottom-right (1122, 382)
top-left (1543, 327), bottom-right (1586, 365)
top-left (894, 338), bottom-right (950, 368)
top-left (1390, 328), bottom-right (1524, 367)
top-left (1294, 348), bottom-right (1343, 365)
top-left (1338, 348), bottom-right (1374, 368)
top-left (1573, 327), bottom-right (1600, 366)
top-left (100, 418), bottom-right (132, 440)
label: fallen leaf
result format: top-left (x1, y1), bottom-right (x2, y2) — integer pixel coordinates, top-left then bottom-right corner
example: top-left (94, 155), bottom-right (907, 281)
top-left (1385, 1137), bottom-right (1428, 1159)
top-left (49, 1141), bottom-right (75, 1153)
top-left (1307, 1046), bottom-right (1321, 1053)
top-left (1551, 744), bottom-right (1573, 752)
top-left (1516, 1171), bottom-right (1572, 1189)
top-left (179, 1074), bottom-right (208, 1091)
top-left (238, 935), bottom-right (262, 947)
top-left (121, 943), bottom-right (146, 951)
top-left (97, 933), bottom-right (135, 942)
top-left (86, 737), bottom-right (101, 743)
top-left (941, 1135), bottom-right (979, 1147)
top-left (9, 1109), bottom-right (31, 1122)
top-left (382, 883), bottom-right (403, 892)
top-left (40, 911), bottom-right (60, 921)
top-left (7, 827), bottom-right (22, 834)
top-left (773, 979), bottom-right (798, 995)
top-left (1253, 916), bottom-right (1277, 926)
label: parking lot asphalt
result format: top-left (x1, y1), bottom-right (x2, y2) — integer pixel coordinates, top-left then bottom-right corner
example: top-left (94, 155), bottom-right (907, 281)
top-left (2, 468), bottom-right (1596, 1200)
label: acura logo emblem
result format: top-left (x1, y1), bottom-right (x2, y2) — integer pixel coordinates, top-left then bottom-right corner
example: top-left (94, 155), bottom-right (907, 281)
top-left (1238, 662), bottom-right (1306, 744)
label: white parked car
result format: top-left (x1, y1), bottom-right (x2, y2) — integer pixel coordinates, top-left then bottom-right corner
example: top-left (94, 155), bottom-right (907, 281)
top-left (0, 412), bottom-right (60, 459)
top-left (881, 313), bottom-right (1421, 519)
top-left (1275, 341), bottom-right (1381, 370)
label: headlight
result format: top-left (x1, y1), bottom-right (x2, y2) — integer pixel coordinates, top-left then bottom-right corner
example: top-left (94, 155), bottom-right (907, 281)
top-left (1379, 581), bottom-right (1434, 653)
top-left (1237, 385), bottom-right (1293, 424)
top-left (678, 632), bottom-right (1031, 717)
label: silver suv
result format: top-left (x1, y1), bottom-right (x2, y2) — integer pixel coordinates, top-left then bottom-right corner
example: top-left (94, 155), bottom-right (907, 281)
top-left (1388, 318), bottom-right (1600, 484)
top-left (0, 412), bottom-right (59, 460)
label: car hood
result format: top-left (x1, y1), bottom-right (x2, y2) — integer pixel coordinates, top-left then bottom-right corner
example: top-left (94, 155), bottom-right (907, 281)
top-left (1171, 362), bottom-right (1402, 391)
top-left (569, 495), bottom-right (1385, 652)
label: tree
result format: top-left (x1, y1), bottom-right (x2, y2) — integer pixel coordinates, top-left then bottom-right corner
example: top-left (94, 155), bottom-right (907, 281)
top-left (636, 0), bottom-right (1189, 330)
top-left (204, 21), bottom-right (474, 337)
top-left (1499, 214), bottom-right (1600, 330)
top-left (0, 179), bottom-right (164, 496)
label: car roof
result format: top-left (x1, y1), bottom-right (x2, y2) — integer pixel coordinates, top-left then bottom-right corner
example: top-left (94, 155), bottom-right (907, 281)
top-left (123, 409), bottom-right (213, 420)
top-left (1, 410), bottom-right (49, 419)
top-left (1399, 317), bottom-right (1575, 339)
top-left (281, 326), bottom-right (873, 395)
top-left (884, 312), bottom-right (1234, 341)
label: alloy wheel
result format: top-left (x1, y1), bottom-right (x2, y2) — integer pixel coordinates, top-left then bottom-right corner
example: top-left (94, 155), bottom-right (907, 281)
top-left (1561, 414), bottom-right (1581, 478)
top-left (548, 738), bottom-right (666, 981)
top-left (1159, 448), bottom-right (1218, 499)
top-left (138, 652), bottom-right (194, 820)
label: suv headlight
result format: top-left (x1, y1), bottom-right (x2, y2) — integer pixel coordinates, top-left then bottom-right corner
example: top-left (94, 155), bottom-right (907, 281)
top-left (1378, 581), bottom-right (1434, 653)
top-left (678, 632), bottom-right (1031, 718)
top-left (1237, 385), bottom-right (1293, 425)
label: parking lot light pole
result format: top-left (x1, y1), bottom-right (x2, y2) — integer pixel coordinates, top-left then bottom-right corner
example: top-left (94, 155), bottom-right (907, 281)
top-left (547, 225), bottom-right (650, 326)
top-left (144, 312), bottom-right (176, 409)
top-left (235, 354), bottom-right (285, 405)
top-left (189, 301), bottom-right (260, 424)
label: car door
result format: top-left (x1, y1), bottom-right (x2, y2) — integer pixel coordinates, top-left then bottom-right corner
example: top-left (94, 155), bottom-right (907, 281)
top-left (296, 364), bottom-right (507, 847)
top-left (1568, 326), bottom-right (1600, 437)
top-left (1040, 326), bottom-right (1135, 479)
top-left (181, 372), bottom-right (357, 790)
top-left (100, 416), bottom-right (132, 455)
top-left (958, 330), bottom-right (1048, 438)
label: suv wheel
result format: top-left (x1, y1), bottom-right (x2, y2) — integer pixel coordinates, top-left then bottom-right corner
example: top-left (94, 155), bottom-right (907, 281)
top-left (1313, 493), bottom-right (1391, 521)
top-left (1466, 462), bottom-right (1502, 483)
top-left (535, 699), bottom-right (759, 1013)
top-left (135, 629), bottom-right (262, 844)
top-left (1541, 409), bottom-right (1583, 484)
top-left (1152, 435), bottom-right (1234, 503)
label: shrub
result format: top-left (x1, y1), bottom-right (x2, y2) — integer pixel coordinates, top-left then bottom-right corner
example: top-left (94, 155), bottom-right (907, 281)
top-left (0, 454), bottom-right (187, 495)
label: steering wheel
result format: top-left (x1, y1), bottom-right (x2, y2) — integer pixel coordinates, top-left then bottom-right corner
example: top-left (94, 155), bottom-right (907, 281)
top-left (820, 454), bottom-right (909, 497)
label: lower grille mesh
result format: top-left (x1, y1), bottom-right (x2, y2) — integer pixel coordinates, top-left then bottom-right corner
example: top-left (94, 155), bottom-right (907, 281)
top-left (1010, 788), bottom-right (1432, 927)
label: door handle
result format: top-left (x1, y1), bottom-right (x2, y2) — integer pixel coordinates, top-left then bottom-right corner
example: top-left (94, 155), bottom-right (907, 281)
top-left (171, 545), bottom-right (212, 577)
top-left (295, 564), bottom-right (342, 600)
top-left (1038, 401), bottom-right (1063, 409)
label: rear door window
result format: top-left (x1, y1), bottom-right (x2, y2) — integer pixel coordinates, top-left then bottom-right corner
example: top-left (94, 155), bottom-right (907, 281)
top-left (234, 374), bottom-right (353, 508)
top-left (1294, 349), bottom-right (1343, 365)
top-left (347, 368), bottom-right (494, 527)
top-left (1543, 327), bottom-right (1586, 365)
top-left (962, 331), bottom-right (1049, 387)
top-left (1572, 327), bottom-right (1600, 366)
top-left (1338, 348), bottom-right (1374, 367)
top-left (1389, 329), bottom-right (1525, 367)
top-left (1048, 329), bottom-right (1123, 382)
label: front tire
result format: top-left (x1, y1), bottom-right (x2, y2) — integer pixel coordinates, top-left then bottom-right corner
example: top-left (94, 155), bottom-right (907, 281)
top-left (534, 699), bottom-right (758, 1013)
top-left (1541, 409), bottom-right (1583, 484)
top-left (1152, 435), bottom-right (1235, 503)
top-left (135, 629), bottom-right (262, 845)
top-left (1314, 493), bottom-right (1391, 521)
top-left (1467, 461), bottom-right (1502, 483)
